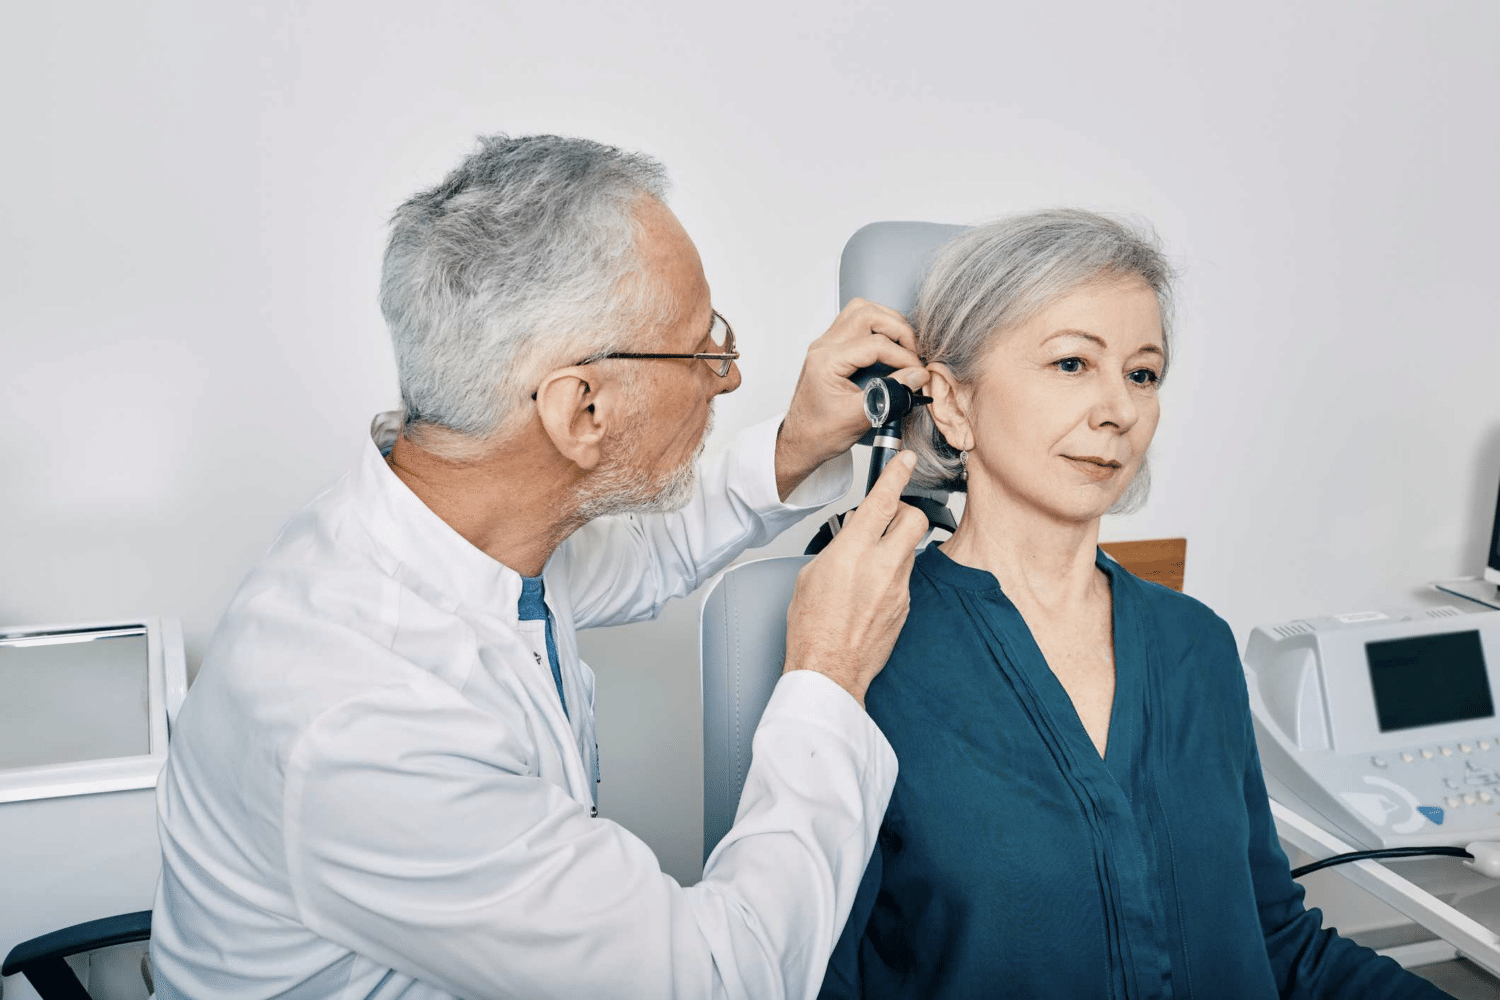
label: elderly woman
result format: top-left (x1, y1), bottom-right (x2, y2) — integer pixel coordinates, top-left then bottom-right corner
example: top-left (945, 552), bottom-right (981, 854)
top-left (819, 211), bottom-right (1450, 999)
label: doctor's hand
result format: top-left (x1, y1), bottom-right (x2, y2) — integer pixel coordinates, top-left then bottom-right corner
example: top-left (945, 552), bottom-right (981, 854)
top-left (774, 298), bottom-right (928, 501)
top-left (783, 450), bottom-right (927, 708)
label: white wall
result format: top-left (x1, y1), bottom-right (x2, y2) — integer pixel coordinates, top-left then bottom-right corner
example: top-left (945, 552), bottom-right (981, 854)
top-left (4, 0), bottom-right (1498, 928)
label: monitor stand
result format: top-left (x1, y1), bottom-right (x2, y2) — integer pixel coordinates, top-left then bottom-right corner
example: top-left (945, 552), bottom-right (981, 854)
top-left (1433, 578), bottom-right (1500, 610)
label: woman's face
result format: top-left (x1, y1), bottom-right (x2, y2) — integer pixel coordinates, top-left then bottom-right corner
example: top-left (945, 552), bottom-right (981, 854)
top-left (943, 278), bottom-right (1164, 524)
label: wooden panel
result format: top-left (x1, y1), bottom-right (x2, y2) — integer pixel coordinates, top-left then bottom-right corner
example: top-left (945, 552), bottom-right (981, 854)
top-left (1099, 537), bottom-right (1187, 592)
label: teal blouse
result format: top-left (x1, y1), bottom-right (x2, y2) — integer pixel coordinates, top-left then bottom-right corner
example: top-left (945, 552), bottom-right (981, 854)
top-left (820, 544), bottom-right (1450, 999)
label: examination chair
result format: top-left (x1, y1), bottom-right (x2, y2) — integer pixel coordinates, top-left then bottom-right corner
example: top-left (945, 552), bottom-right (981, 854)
top-left (701, 221), bottom-right (965, 859)
top-left (700, 222), bottom-right (1187, 860)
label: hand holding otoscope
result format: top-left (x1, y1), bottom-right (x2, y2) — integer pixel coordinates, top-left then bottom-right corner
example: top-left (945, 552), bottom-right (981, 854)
top-left (804, 363), bottom-right (955, 555)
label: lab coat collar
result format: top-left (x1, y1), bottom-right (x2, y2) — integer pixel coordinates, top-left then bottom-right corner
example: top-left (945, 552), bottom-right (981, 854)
top-left (353, 411), bottom-right (523, 621)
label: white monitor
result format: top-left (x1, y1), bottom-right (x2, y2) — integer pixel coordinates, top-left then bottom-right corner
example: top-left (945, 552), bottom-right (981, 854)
top-left (1487, 471), bottom-right (1500, 587)
top-left (1433, 472), bottom-right (1500, 609)
top-left (0, 618), bottom-right (186, 803)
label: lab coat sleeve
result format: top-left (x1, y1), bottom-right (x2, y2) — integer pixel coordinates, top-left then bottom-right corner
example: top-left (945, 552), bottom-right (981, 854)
top-left (282, 668), bottom-right (896, 1000)
top-left (551, 414), bottom-right (853, 629)
top-left (816, 836), bottom-right (882, 999)
top-left (1236, 627), bottom-right (1451, 998)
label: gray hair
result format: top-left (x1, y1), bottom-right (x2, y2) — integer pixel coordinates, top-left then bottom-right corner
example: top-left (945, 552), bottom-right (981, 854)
top-left (903, 209), bottom-right (1176, 515)
top-left (380, 134), bottom-right (671, 450)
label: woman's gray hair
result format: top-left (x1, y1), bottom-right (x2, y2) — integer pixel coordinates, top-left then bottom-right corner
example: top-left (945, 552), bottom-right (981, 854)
top-left (903, 209), bottom-right (1176, 515)
top-left (380, 134), bottom-right (671, 451)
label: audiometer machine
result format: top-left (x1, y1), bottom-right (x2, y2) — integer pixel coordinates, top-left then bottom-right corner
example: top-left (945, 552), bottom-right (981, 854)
top-left (1246, 607), bottom-right (1500, 850)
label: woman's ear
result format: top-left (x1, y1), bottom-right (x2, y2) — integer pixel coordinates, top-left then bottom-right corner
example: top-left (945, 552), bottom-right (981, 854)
top-left (925, 363), bottom-right (975, 453)
top-left (534, 367), bottom-right (607, 471)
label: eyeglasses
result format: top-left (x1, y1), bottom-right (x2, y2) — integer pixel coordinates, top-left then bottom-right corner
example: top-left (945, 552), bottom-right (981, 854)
top-left (586, 310), bottom-right (740, 377)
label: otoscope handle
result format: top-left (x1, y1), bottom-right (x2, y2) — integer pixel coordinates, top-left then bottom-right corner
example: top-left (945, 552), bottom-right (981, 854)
top-left (866, 419), bottom-right (905, 493)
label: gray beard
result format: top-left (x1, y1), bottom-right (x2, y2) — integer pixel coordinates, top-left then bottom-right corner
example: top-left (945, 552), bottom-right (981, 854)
top-left (574, 411), bottom-right (711, 522)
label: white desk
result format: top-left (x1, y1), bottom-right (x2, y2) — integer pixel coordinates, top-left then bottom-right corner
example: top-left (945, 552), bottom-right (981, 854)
top-left (1275, 799), bottom-right (1500, 979)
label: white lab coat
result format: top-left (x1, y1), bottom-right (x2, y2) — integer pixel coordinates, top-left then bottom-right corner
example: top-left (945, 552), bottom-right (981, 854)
top-left (149, 413), bottom-right (897, 1000)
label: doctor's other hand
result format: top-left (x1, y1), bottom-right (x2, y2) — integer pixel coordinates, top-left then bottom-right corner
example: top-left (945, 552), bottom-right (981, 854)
top-left (774, 298), bottom-right (928, 501)
top-left (784, 450), bottom-right (927, 708)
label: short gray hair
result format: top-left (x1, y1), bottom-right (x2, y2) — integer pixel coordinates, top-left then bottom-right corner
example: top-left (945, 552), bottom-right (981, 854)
top-left (380, 134), bottom-right (671, 448)
top-left (903, 209), bottom-right (1176, 514)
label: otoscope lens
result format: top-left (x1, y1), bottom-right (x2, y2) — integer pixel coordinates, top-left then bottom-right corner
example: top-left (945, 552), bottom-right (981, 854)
top-left (864, 378), bottom-right (891, 427)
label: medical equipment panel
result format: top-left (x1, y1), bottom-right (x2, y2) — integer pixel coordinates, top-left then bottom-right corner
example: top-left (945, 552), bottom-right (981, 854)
top-left (1246, 606), bottom-right (1500, 849)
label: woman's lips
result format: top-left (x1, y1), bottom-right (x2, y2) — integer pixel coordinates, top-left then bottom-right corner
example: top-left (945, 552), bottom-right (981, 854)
top-left (1063, 455), bottom-right (1121, 480)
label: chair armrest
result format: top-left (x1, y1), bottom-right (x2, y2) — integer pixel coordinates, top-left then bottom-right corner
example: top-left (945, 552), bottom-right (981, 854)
top-left (3, 910), bottom-right (152, 975)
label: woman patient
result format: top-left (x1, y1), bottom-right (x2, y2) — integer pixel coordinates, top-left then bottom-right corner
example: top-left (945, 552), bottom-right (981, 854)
top-left (819, 211), bottom-right (1450, 999)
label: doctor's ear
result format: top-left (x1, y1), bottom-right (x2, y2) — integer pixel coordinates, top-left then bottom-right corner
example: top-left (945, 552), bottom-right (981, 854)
top-left (533, 367), bottom-right (612, 471)
top-left (924, 363), bottom-right (975, 454)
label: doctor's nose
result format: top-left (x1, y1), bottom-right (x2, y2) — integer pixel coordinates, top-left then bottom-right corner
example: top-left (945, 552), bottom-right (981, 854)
top-left (715, 360), bottom-right (742, 396)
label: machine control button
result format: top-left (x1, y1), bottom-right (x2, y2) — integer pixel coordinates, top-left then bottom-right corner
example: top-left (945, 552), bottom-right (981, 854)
top-left (1401, 751), bottom-right (1416, 763)
top-left (1448, 795), bottom-right (1463, 808)
top-left (1483, 792), bottom-right (1494, 804)
top-left (1421, 749), bottom-right (1435, 759)
top-left (1467, 760), bottom-right (1486, 772)
top-left (1442, 746), bottom-right (1455, 757)
top-left (1446, 778), bottom-right (1461, 789)
top-left (1465, 793), bottom-right (1479, 805)
top-left (1482, 740), bottom-right (1494, 751)
top-left (1462, 743), bottom-right (1474, 753)
top-left (1370, 755), bottom-right (1388, 768)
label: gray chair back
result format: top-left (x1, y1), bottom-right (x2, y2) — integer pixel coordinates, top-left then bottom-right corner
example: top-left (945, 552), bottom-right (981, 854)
top-left (837, 221), bottom-right (969, 312)
top-left (700, 221), bottom-right (968, 862)
top-left (700, 555), bottom-right (808, 861)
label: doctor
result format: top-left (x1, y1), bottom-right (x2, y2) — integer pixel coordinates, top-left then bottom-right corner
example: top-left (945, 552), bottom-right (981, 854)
top-left (150, 134), bottom-right (931, 1000)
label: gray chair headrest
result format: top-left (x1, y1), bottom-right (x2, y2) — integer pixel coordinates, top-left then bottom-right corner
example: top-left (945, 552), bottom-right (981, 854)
top-left (838, 221), bottom-right (970, 314)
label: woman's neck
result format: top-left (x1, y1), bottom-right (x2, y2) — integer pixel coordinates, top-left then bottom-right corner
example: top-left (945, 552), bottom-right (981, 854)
top-left (941, 479), bottom-right (1107, 614)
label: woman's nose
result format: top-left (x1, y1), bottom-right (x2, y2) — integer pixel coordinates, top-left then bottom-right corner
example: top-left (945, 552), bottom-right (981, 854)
top-left (1091, 376), bottom-right (1138, 431)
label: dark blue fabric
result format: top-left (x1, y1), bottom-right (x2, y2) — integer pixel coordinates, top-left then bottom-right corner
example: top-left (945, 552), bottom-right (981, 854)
top-left (518, 575), bottom-right (567, 720)
top-left (820, 544), bottom-right (1450, 1000)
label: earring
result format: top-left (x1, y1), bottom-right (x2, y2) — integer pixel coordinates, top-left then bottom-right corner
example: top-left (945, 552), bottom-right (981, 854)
top-left (958, 450), bottom-right (968, 482)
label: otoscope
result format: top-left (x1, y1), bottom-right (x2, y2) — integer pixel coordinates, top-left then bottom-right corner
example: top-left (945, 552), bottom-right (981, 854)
top-left (859, 366), bottom-right (934, 492)
top-left (804, 364), bottom-right (952, 556)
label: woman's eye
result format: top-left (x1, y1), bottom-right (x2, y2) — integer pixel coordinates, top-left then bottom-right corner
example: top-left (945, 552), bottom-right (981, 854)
top-left (1055, 357), bottom-right (1085, 374)
top-left (1128, 368), bottom-right (1160, 385)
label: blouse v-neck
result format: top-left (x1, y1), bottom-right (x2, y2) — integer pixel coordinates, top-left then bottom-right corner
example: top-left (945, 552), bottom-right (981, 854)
top-left (917, 542), bottom-right (1144, 787)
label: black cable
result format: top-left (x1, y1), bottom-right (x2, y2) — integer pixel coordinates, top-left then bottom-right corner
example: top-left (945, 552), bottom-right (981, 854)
top-left (1291, 846), bottom-right (1473, 879)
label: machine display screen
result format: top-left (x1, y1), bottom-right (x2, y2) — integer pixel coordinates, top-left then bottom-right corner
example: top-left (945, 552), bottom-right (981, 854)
top-left (1367, 630), bottom-right (1493, 733)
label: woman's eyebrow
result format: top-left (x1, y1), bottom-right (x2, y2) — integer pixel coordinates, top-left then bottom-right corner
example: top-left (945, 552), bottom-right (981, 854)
top-left (1043, 329), bottom-right (1162, 355)
top-left (1043, 328), bottom-right (1105, 347)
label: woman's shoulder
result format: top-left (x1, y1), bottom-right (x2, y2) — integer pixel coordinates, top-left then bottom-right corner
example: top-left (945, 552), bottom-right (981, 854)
top-left (1115, 567), bottom-right (1240, 668)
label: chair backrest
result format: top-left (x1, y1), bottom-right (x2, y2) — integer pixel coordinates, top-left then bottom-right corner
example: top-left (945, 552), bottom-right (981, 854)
top-left (701, 221), bottom-right (967, 859)
top-left (700, 555), bottom-right (809, 861)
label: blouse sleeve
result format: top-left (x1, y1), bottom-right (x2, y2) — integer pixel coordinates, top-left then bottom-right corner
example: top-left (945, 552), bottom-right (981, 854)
top-left (1240, 698), bottom-right (1452, 998)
